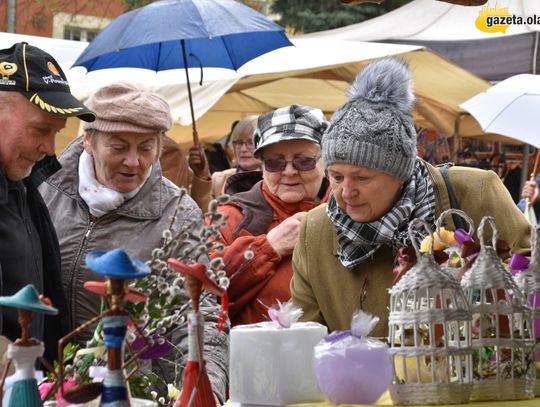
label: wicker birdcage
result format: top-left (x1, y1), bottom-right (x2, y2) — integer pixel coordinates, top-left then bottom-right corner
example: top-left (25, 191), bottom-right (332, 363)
top-left (513, 225), bottom-right (540, 396)
top-left (461, 216), bottom-right (536, 401)
top-left (388, 218), bottom-right (473, 405)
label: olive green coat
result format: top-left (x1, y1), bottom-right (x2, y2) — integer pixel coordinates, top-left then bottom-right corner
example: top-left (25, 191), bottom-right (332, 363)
top-left (291, 162), bottom-right (531, 337)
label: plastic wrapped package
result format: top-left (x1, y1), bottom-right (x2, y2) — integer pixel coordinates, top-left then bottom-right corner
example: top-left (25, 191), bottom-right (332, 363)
top-left (313, 311), bottom-right (392, 404)
top-left (229, 301), bottom-right (326, 405)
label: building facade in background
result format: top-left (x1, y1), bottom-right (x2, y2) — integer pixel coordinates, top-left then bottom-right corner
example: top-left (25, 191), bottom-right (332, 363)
top-left (0, 1), bottom-right (273, 41)
top-left (0, 0), bottom-right (124, 39)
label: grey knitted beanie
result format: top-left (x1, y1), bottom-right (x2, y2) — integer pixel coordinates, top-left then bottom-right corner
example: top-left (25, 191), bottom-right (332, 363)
top-left (322, 58), bottom-right (417, 181)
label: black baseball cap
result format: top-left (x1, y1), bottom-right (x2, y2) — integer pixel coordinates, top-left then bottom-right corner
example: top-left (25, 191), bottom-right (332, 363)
top-left (0, 42), bottom-right (95, 122)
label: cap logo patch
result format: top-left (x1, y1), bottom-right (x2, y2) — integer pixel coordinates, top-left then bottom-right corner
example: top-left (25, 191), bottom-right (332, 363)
top-left (47, 61), bottom-right (60, 76)
top-left (42, 74), bottom-right (69, 87)
top-left (0, 61), bottom-right (17, 85)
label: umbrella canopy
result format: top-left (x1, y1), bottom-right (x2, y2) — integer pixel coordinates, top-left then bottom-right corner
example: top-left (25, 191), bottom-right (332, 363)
top-left (460, 74), bottom-right (540, 148)
top-left (72, 0), bottom-right (292, 145)
top-left (73, 0), bottom-right (291, 71)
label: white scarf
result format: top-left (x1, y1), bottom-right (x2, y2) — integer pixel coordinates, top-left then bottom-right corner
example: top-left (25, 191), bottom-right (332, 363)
top-left (78, 150), bottom-right (151, 217)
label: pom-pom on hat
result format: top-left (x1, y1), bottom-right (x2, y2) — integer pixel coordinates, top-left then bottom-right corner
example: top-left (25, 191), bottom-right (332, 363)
top-left (322, 58), bottom-right (417, 181)
top-left (83, 82), bottom-right (172, 134)
top-left (86, 248), bottom-right (150, 280)
top-left (253, 104), bottom-right (328, 158)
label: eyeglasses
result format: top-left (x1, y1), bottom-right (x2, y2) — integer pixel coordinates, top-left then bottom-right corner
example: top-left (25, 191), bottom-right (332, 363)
top-left (232, 140), bottom-right (254, 148)
top-left (263, 155), bottom-right (320, 172)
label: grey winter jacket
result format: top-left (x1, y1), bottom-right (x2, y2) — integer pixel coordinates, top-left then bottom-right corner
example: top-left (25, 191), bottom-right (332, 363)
top-left (38, 138), bottom-right (228, 401)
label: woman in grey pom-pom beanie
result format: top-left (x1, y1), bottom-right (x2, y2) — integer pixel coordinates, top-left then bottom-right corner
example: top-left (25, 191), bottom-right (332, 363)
top-left (290, 57), bottom-right (531, 338)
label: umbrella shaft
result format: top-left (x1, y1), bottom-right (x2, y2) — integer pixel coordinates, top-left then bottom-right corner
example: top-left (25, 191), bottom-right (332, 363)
top-left (181, 39), bottom-right (199, 146)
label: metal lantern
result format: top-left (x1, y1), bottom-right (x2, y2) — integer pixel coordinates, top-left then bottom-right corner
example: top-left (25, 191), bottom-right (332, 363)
top-left (513, 225), bottom-right (540, 396)
top-left (389, 218), bottom-right (473, 405)
top-left (461, 216), bottom-right (535, 401)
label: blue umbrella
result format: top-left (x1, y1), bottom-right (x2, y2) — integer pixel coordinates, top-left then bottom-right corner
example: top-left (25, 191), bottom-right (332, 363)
top-left (73, 0), bottom-right (292, 145)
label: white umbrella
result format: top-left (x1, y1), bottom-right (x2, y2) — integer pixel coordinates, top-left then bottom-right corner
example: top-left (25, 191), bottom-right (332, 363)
top-left (460, 74), bottom-right (540, 148)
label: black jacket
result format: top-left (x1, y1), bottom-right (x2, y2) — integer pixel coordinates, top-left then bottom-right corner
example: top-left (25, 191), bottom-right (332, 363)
top-left (0, 155), bottom-right (70, 362)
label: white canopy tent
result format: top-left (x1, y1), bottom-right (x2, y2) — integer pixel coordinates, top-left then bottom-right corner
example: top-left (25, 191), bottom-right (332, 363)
top-left (0, 32), bottom-right (421, 119)
top-left (301, 0), bottom-right (540, 82)
top-left (300, 0), bottom-right (536, 182)
top-left (301, 0), bottom-right (539, 41)
top-left (1, 31), bottom-right (506, 151)
top-left (1, 32), bottom-right (428, 149)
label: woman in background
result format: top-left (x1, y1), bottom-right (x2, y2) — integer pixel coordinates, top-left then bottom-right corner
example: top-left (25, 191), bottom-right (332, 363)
top-left (211, 116), bottom-right (261, 197)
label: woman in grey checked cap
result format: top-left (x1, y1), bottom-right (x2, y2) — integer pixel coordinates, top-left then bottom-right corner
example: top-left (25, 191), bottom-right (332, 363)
top-left (210, 104), bottom-right (331, 326)
top-left (291, 57), bottom-right (531, 338)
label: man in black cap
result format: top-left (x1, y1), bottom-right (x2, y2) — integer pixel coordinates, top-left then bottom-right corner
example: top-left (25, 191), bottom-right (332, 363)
top-left (0, 42), bottom-right (95, 361)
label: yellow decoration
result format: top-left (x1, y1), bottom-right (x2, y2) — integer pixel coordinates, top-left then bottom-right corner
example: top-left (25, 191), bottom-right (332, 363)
top-left (448, 251), bottom-right (462, 268)
top-left (420, 227), bottom-right (456, 252)
top-left (394, 355), bottom-right (435, 384)
top-left (167, 383), bottom-right (181, 400)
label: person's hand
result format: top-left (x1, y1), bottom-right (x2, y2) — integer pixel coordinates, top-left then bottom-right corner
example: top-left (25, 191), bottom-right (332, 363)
top-left (521, 179), bottom-right (540, 204)
top-left (266, 212), bottom-right (307, 258)
top-left (188, 145), bottom-right (210, 179)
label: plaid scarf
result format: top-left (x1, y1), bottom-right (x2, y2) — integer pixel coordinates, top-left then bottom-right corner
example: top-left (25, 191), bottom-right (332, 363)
top-left (327, 159), bottom-right (435, 268)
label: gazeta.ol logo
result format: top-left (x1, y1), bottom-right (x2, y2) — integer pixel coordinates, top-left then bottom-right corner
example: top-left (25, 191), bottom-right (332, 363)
top-left (475, 3), bottom-right (511, 34)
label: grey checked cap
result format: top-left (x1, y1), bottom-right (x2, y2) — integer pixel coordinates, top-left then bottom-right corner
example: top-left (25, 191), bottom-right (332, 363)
top-left (253, 104), bottom-right (328, 158)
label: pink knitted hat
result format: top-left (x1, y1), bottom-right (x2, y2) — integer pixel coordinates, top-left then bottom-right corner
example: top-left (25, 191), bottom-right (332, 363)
top-left (82, 82), bottom-right (172, 134)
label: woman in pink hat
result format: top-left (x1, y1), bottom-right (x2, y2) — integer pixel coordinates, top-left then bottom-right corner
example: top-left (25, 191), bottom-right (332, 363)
top-left (38, 82), bottom-right (227, 403)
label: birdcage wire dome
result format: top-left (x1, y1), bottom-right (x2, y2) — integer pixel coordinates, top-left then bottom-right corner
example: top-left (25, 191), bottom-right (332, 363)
top-left (461, 216), bottom-right (535, 401)
top-left (513, 225), bottom-right (540, 396)
top-left (388, 218), bottom-right (473, 405)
